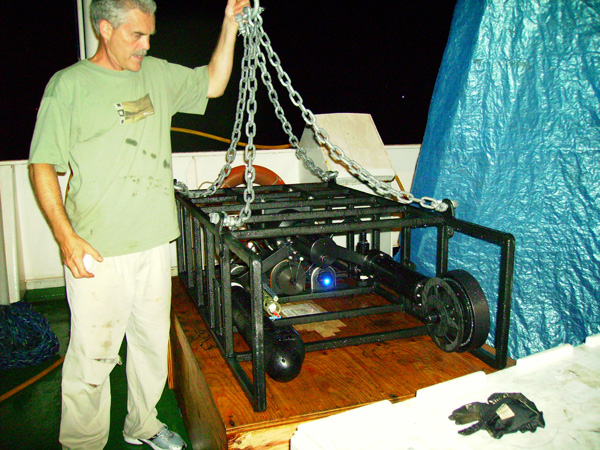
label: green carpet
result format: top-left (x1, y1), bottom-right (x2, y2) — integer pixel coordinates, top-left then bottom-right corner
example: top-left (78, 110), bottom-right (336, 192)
top-left (0, 289), bottom-right (190, 450)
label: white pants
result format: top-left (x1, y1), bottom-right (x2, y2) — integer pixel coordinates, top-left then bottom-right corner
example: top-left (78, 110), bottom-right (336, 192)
top-left (60, 244), bottom-right (172, 450)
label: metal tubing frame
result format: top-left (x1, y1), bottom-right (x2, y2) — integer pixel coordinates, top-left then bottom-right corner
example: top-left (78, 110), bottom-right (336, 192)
top-left (175, 182), bottom-right (515, 411)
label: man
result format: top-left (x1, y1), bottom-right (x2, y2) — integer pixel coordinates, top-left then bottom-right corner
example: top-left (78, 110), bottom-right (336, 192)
top-left (28, 0), bottom-right (250, 449)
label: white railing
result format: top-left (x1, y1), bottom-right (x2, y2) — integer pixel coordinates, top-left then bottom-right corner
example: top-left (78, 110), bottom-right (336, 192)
top-left (0, 145), bottom-right (419, 303)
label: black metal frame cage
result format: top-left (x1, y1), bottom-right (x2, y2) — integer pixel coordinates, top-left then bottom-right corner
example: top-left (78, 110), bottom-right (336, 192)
top-left (175, 181), bottom-right (515, 412)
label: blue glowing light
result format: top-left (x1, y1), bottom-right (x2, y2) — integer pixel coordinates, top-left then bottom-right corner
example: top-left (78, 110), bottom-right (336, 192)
top-left (318, 273), bottom-right (333, 287)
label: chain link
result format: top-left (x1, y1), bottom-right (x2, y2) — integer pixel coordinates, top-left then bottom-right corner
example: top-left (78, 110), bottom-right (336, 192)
top-left (197, 6), bottom-right (448, 228)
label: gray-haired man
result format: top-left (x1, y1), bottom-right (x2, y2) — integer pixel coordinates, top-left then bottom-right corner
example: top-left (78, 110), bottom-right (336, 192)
top-left (28, 0), bottom-right (249, 448)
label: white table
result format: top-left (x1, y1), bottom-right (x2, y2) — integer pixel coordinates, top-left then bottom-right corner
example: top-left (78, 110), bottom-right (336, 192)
top-left (291, 334), bottom-right (600, 450)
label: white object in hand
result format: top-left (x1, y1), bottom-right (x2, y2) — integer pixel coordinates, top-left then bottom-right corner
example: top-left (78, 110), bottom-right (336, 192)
top-left (83, 254), bottom-right (96, 272)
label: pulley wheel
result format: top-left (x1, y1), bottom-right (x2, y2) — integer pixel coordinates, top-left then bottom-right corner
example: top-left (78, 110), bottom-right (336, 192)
top-left (422, 277), bottom-right (465, 352)
top-left (443, 269), bottom-right (490, 353)
top-left (270, 260), bottom-right (306, 295)
top-left (422, 270), bottom-right (490, 353)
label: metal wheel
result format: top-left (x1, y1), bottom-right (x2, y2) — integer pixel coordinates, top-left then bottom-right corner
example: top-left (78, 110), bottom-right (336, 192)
top-left (423, 277), bottom-right (465, 352)
top-left (422, 270), bottom-right (490, 353)
top-left (443, 269), bottom-right (490, 353)
top-left (270, 260), bottom-right (306, 295)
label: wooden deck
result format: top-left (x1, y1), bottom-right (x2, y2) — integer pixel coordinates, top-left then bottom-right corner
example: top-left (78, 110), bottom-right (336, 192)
top-left (168, 277), bottom-right (497, 450)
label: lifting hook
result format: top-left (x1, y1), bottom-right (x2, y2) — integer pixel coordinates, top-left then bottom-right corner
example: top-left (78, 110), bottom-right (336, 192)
top-left (235, 0), bottom-right (263, 35)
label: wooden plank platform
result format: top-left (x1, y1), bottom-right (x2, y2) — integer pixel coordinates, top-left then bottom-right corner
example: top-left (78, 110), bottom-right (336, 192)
top-left (168, 277), bottom-right (497, 450)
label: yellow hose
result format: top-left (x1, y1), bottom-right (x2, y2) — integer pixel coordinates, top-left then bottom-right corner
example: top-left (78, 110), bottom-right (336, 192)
top-left (0, 355), bottom-right (65, 403)
top-left (170, 127), bottom-right (290, 150)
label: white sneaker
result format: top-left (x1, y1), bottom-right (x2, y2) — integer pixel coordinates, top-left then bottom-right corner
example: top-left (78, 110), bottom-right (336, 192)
top-left (124, 425), bottom-right (187, 450)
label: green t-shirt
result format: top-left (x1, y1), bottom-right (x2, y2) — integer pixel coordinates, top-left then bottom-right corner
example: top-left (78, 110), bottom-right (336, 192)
top-left (29, 57), bottom-right (209, 257)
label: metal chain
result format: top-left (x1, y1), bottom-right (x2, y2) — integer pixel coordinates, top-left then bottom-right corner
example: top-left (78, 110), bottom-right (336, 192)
top-left (207, 7), bottom-right (263, 228)
top-left (196, 16), bottom-right (257, 200)
top-left (197, 5), bottom-right (448, 228)
top-left (237, 13), bottom-right (262, 226)
top-left (255, 25), bottom-right (448, 212)
top-left (256, 30), bottom-right (334, 182)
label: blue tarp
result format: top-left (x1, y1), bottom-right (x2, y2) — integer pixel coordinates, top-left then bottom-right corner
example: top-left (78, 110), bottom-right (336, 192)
top-left (407, 0), bottom-right (600, 358)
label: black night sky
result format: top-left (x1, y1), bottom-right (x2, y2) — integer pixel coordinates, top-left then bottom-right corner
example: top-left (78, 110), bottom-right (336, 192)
top-left (2, 1), bottom-right (457, 162)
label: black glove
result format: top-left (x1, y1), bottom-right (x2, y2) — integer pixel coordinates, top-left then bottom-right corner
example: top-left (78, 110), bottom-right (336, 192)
top-left (449, 393), bottom-right (545, 439)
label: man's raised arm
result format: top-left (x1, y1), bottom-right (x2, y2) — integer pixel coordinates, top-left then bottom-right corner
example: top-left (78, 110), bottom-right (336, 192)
top-left (207, 0), bottom-right (251, 98)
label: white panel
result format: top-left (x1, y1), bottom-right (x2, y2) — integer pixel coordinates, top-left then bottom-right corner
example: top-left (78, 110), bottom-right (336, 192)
top-left (0, 196), bottom-right (10, 305)
top-left (385, 144), bottom-right (421, 192)
top-left (4, 147), bottom-right (420, 288)
top-left (78, 0), bottom-right (98, 60)
top-left (15, 164), bottom-right (67, 288)
top-left (0, 165), bottom-right (25, 302)
top-left (0, 166), bottom-right (16, 303)
top-left (298, 113), bottom-right (396, 185)
top-left (172, 148), bottom-right (306, 190)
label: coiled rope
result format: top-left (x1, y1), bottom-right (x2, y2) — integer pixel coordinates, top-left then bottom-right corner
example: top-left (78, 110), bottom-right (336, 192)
top-left (0, 302), bottom-right (59, 370)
